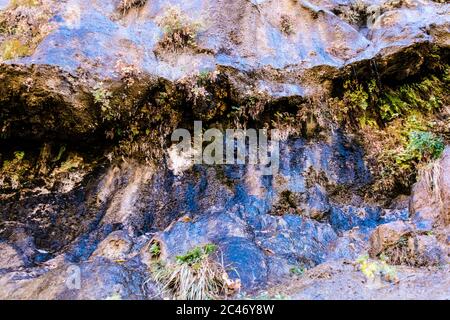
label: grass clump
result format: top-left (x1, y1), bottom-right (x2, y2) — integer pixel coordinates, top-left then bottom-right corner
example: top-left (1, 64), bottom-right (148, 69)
top-left (377, 236), bottom-right (441, 267)
top-left (175, 243), bottom-right (218, 264)
top-left (149, 243), bottom-right (240, 300)
top-left (378, 237), bottom-right (411, 266)
top-left (155, 5), bottom-right (201, 52)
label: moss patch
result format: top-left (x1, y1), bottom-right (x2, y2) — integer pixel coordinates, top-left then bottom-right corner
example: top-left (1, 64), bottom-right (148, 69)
top-left (154, 5), bottom-right (201, 53)
top-left (0, 0), bottom-right (55, 61)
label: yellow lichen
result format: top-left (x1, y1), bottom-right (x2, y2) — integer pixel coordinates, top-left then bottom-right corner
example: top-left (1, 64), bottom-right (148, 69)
top-left (1, 38), bottom-right (30, 60)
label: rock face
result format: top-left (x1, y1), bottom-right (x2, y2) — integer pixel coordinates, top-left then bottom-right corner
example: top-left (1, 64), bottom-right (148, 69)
top-left (369, 221), bottom-right (413, 257)
top-left (0, 0), bottom-right (449, 299)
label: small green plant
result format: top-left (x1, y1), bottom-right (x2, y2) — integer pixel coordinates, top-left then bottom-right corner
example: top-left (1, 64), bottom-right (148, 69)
top-left (53, 145), bottom-right (66, 163)
top-left (13, 150), bottom-right (25, 161)
top-left (333, 80), bottom-right (370, 126)
top-left (105, 292), bottom-right (122, 300)
top-left (1, 39), bottom-right (30, 60)
top-left (93, 86), bottom-right (111, 106)
top-left (176, 243), bottom-right (218, 264)
top-left (54, 153), bottom-right (83, 173)
top-left (150, 242), bottom-right (161, 257)
top-left (2, 150), bottom-right (25, 170)
top-left (270, 111), bottom-right (299, 140)
top-left (92, 84), bottom-right (119, 121)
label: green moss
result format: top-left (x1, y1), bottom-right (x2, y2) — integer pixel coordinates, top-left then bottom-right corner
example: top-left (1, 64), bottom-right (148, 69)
top-left (280, 15), bottom-right (294, 35)
top-left (378, 75), bottom-right (445, 121)
top-left (0, 1), bottom-right (54, 60)
top-left (214, 166), bottom-right (235, 189)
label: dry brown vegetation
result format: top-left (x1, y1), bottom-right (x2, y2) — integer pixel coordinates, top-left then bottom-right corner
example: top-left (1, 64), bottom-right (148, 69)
top-left (155, 5), bottom-right (201, 53)
top-left (0, 0), bottom-right (55, 61)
